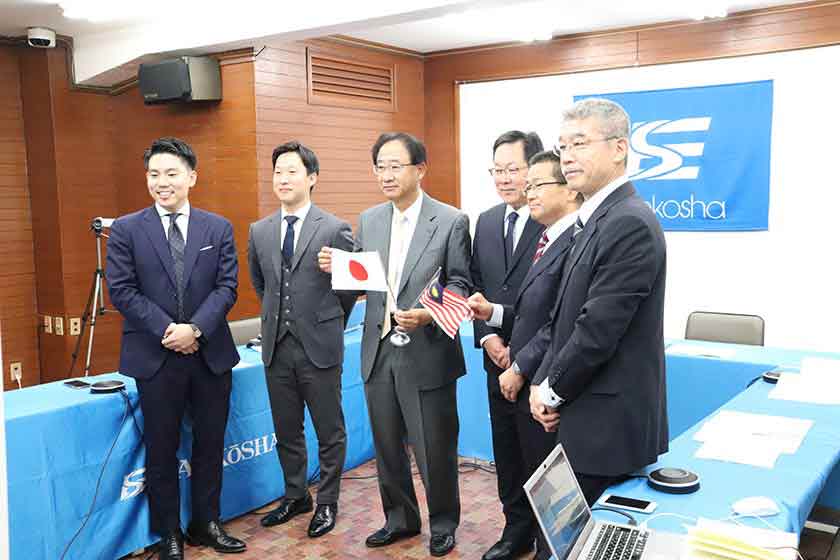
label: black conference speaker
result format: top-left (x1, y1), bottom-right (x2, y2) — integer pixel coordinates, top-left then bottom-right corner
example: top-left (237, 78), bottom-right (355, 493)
top-left (138, 56), bottom-right (221, 105)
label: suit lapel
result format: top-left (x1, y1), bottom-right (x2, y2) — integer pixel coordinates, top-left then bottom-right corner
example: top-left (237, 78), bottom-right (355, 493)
top-left (181, 208), bottom-right (208, 291)
top-left (291, 205), bottom-right (323, 272)
top-left (265, 211), bottom-right (284, 284)
top-left (554, 182), bottom-right (636, 313)
top-left (372, 204), bottom-right (392, 275)
top-left (516, 226), bottom-right (572, 303)
top-left (504, 215), bottom-right (541, 282)
top-left (398, 196), bottom-right (438, 297)
top-left (141, 207), bottom-right (177, 290)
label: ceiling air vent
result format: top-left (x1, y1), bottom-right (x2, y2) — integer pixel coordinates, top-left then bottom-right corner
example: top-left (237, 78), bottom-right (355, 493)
top-left (307, 49), bottom-right (395, 112)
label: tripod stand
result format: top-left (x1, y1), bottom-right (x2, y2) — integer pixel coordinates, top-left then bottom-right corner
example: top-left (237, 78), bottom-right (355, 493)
top-left (68, 218), bottom-right (114, 378)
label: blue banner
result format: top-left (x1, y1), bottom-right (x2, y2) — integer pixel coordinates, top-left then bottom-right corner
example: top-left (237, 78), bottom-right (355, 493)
top-left (575, 80), bottom-right (773, 231)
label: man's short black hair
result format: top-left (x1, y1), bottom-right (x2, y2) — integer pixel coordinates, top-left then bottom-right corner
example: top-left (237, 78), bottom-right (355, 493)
top-left (528, 150), bottom-right (565, 183)
top-left (272, 140), bottom-right (320, 175)
top-left (493, 131), bottom-right (543, 163)
top-left (371, 132), bottom-right (427, 165)
top-left (143, 137), bottom-right (197, 170)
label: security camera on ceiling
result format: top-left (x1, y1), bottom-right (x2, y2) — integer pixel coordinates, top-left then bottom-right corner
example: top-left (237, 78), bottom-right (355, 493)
top-left (27, 27), bottom-right (56, 48)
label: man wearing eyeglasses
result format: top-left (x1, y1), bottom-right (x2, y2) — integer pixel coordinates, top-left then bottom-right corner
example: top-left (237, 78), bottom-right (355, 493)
top-left (469, 150), bottom-right (582, 560)
top-left (318, 132), bottom-right (471, 557)
top-left (528, 98), bottom-right (669, 508)
top-left (469, 131), bottom-right (543, 560)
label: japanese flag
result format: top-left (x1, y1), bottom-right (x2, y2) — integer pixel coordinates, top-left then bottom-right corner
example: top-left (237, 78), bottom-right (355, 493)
top-left (331, 249), bottom-right (388, 292)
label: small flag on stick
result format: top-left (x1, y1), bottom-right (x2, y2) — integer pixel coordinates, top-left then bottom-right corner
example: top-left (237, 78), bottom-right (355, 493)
top-left (419, 269), bottom-right (473, 339)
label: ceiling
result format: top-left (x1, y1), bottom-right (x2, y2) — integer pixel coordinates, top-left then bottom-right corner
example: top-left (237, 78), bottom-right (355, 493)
top-left (345, 0), bottom-right (814, 54)
top-left (0, 0), bottom-right (816, 87)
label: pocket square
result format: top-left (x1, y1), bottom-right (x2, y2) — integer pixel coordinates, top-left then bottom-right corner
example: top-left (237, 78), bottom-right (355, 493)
top-left (199, 245), bottom-right (214, 252)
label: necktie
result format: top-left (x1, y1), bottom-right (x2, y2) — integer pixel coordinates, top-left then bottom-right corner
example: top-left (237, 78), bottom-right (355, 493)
top-left (504, 212), bottom-right (519, 267)
top-left (282, 215), bottom-right (299, 264)
top-left (533, 231), bottom-right (549, 263)
top-left (572, 216), bottom-right (584, 241)
top-left (167, 213), bottom-right (185, 321)
top-left (562, 216), bottom-right (586, 278)
top-left (382, 214), bottom-right (409, 339)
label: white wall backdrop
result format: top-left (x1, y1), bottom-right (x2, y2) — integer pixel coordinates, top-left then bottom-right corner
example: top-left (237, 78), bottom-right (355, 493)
top-left (459, 44), bottom-right (840, 352)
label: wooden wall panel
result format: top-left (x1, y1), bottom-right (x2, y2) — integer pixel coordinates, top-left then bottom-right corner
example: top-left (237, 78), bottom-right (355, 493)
top-left (254, 39), bottom-right (425, 230)
top-left (0, 50), bottom-right (39, 392)
top-left (424, 1), bottom-right (840, 208)
top-left (107, 59), bottom-right (260, 328)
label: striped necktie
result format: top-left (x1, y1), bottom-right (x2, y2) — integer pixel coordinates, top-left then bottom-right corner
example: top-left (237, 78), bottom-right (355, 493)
top-left (167, 213), bottom-right (185, 321)
top-left (532, 231), bottom-right (549, 263)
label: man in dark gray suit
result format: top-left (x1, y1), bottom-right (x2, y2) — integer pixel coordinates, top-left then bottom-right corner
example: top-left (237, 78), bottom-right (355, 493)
top-left (528, 98), bottom-right (669, 510)
top-left (248, 141), bottom-right (356, 538)
top-left (470, 150), bottom-right (582, 560)
top-left (318, 132), bottom-right (471, 557)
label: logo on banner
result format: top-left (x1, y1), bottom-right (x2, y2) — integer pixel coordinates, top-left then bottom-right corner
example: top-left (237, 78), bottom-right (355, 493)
top-left (120, 433), bottom-right (278, 501)
top-left (575, 80), bottom-right (773, 231)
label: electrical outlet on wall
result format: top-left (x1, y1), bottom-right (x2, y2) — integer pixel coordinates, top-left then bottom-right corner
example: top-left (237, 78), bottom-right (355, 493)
top-left (10, 362), bottom-right (22, 382)
top-left (44, 315), bottom-right (52, 334)
top-left (69, 317), bottom-right (81, 336)
top-left (55, 316), bottom-right (64, 336)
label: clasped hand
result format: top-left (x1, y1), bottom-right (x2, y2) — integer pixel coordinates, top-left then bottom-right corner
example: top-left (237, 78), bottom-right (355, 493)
top-left (162, 323), bottom-right (199, 354)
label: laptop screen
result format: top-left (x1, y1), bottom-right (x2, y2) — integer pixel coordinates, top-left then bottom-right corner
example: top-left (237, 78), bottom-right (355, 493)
top-left (527, 445), bottom-right (592, 560)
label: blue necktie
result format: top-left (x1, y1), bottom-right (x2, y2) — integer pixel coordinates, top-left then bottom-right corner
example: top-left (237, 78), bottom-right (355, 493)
top-left (167, 213), bottom-right (185, 321)
top-left (282, 215), bottom-right (299, 264)
top-left (504, 212), bottom-right (518, 268)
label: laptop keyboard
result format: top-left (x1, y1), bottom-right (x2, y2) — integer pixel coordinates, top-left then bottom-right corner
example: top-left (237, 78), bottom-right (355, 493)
top-left (586, 525), bottom-right (649, 560)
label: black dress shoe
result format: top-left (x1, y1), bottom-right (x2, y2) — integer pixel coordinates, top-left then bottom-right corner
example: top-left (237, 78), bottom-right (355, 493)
top-left (158, 531), bottom-right (183, 560)
top-left (365, 526), bottom-right (421, 548)
top-left (430, 532), bottom-right (456, 557)
top-left (260, 492), bottom-right (314, 527)
top-left (308, 503), bottom-right (338, 538)
top-left (185, 520), bottom-right (246, 554)
top-left (482, 538), bottom-right (533, 560)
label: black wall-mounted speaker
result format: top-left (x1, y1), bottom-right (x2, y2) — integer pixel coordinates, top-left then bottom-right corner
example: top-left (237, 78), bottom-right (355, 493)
top-left (138, 56), bottom-right (221, 105)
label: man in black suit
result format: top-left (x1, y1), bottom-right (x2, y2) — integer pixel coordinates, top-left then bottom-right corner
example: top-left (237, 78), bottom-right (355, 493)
top-left (106, 137), bottom-right (246, 559)
top-left (528, 98), bottom-right (669, 509)
top-left (248, 141), bottom-right (356, 538)
top-left (469, 150), bottom-right (582, 560)
top-left (469, 131), bottom-right (543, 560)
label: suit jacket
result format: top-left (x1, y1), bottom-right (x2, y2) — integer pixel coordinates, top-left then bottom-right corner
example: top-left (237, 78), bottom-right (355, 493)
top-left (501, 226), bottom-right (574, 393)
top-left (470, 203), bottom-right (541, 372)
top-left (106, 206), bottom-right (240, 380)
top-left (356, 194), bottom-right (472, 390)
top-left (531, 182), bottom-right (669, 476)
top-left (248, 204), bottom-right (356, 368)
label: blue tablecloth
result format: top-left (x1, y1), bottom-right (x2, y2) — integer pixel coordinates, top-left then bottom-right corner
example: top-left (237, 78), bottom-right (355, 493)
top-left (600, 376), bottom-right (840, 535)
top-left (4, 340), bottom-right (373, 560)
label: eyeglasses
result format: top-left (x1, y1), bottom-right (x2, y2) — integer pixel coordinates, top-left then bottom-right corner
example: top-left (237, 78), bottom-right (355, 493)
top-left (374, 162), bottom-right (416, 175)
top-left (488, 165), bottom-right (528, 179)
top-left (523, 181), bottom-right (565, 195)
top-left (552, 136), bottom-right (618, 156)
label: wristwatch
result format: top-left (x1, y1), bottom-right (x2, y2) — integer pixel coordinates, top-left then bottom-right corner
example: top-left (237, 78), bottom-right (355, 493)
top-left (190, 323), bottom-right (202, 339)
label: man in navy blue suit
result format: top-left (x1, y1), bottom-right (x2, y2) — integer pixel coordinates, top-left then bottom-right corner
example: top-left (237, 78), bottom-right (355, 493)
top-left (469, 130), bottom-right (543, 560)
top-left (106, 137), bottom-right (246, 560)
top-left (529, 98), bottom-right (669, 511)
top-left (469, 150), bottom-right (582, 560)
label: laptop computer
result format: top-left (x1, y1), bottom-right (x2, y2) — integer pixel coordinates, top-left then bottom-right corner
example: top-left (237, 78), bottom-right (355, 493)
top-left (524, 443), bottom-right (684, 560)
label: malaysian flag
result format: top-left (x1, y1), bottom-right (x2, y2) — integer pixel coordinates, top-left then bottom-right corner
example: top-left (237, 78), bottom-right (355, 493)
top-left (419, 270), bottom-right (473, 339)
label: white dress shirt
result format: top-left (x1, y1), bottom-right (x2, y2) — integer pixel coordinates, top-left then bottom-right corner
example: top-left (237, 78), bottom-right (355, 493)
top-left (387, 192), bottom-right (423, 297)
top-left (156, 201), bottom-right (190, 242)
top-left (280, 202), bottom-right (312, 255)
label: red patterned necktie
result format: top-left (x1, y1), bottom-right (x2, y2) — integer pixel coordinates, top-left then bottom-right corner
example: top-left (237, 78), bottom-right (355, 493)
top-left (533, 231), bottom-right (549, 263)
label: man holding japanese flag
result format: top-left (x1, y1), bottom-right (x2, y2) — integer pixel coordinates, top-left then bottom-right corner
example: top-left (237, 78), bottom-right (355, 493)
top-left (319, 132), bottom-right (472, 557)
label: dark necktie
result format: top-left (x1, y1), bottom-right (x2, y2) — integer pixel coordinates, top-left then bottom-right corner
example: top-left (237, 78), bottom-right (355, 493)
top-left (282, 215), bottom-right (299, 264)
top-left (167, 213), bottom-right (185, 321)
top-left (562, 216), bottom-right (586, 278)
top-left (533, 231), bottom-right (549, 263)
top-left (504, 211), bottom-right (519, 267)
top-left (572, 216), bottom-right (584, 241)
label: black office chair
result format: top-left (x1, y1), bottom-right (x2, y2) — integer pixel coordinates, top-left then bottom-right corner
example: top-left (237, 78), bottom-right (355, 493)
top-left (685, 311), bottom-right (765, 346)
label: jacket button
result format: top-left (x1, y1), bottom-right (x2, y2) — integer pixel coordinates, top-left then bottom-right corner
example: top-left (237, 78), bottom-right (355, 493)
top-left (502, 285), bottom-right (508, 291)
top-left (377, 323), bottom-right (382, 330)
